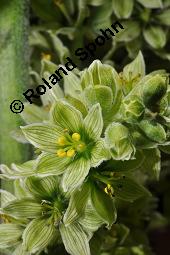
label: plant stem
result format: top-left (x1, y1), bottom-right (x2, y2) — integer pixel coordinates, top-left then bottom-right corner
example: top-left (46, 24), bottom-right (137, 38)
top-left (0, 0), bottom-right (30, 190)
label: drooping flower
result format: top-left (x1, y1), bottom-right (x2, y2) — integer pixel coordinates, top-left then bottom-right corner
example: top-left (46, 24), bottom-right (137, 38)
top-left (21, 101), bottom-right (109, 192)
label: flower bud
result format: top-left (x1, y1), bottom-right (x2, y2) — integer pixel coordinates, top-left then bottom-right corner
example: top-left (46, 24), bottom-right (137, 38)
top-left (105, 122), bottom-right (135, 160)
top-left (139, 120), bottom-right (166, 143)
top-left (142, 75), bottom-right (167, 111)
top-left (122, 95), bottom-right (145, 122)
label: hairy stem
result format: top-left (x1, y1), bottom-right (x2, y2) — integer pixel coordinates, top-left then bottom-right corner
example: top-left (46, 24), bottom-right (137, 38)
top-left (0, 0), bottom-right (30, 189)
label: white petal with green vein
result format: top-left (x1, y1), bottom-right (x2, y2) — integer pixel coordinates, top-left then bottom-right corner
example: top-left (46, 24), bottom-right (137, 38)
top-left (3, 198), bottom-right (42, 219)
top-left (23, 218), bottom-right (56, 253)
top-left (84, 104), bottom-right (103, 140)
top-left (91, 139), bottom-right (111, 167)
top-left (26, 176), bottom-right (59, 199)
top-left (36, 152), bottom-right (70, 176)
top-left (21, 124), bottom-right (63, 153)
top-left (62, 158), bottom-right (90, 192)
top-left (63, 181), bottom-right (90, 226)
top-left (51, 101), bottom-right (83, 132)
top-left (0, 224), bottom-right (23, 248)
top-left (59, 223), bottom-right (91, 255)
top-left (0, 189), bottom-right (16, 207)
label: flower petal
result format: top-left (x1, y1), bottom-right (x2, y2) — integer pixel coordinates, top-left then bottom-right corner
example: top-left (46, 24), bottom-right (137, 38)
top-left (0, 224), bottom-right (23, 249)
top-left (51, 100), bottom-right (83, 132)
top-left (63, 181), bottom-right (90, 226)
top-left (91, 139), bottom-right (111, 167)
top-left (62, 158), bottom-right (90, 192)
top-left (35, 152), bottom-right (70, 176)
top-left (23, 218), bottom-right (56, 253)
top-left (3, 198), bottom-right (42, 219)
top-left (0, 189), bottom-right (16, 207)
top-left (21, 124), bottom-right (63, 153)
top-left (84, 104), bottom-right (103, 140)
top-left (26, 176), bottom-right (59, 200)
top-left (59, 223), bottom-right (90, 255)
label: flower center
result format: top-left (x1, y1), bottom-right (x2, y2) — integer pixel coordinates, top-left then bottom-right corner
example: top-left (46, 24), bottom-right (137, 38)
top-left (56, 132), bottom-right (86, 158)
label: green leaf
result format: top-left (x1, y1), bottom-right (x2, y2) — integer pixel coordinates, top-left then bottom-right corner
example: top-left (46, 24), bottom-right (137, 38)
top-left (62, 157), bottom-right (90, 192)
top-left (116, 21), bottom-right (141, 42)
top-left (137, 0), bottom-right (163, 8)
top-left (111, 176), bottom-right (151, 201)
top-left (36, 152), bottom-right (70, 176)
top-left (52, 101), bottom-right (83, 132)
top-left (0, 224), bottom-right (23, 248)
top-left (63, 181), bottom-right (90, 226)
top-left (157, 8), bottom-right (170, 26)
top-left (112, 0), bottom-right (134, 18)
top-left (3, 198), bottom-right (42, 219)
top-left (105, 122), bottom-right (135, 160)
top-left (26, 176), bottom-right (59, 200)
top-left (84, 104), bottom-right (103, 140)
top-left (23, 218), bottom-right (56, 253)
top-left (90, 2), bottom-right (113, 31)
top-left (91, 185), bottom-right (117, 227)
top-left (20, 103), bottom-right (48, 124)
top-left (21, 124), bottom-right (63, 153)
top-left (143, 26), bottom-right (166, 49)
top-left (59, 223), bottom-right (91, 255)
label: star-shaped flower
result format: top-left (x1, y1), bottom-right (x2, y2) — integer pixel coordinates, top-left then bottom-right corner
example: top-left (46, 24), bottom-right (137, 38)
top-left (1, 176), bottom-right (92, 255)
top-left (21, 101), bottom-right (109, 191)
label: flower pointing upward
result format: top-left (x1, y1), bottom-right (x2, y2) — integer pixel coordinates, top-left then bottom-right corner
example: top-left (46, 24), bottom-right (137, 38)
top-left (21, 101), bottom-right (109, 192)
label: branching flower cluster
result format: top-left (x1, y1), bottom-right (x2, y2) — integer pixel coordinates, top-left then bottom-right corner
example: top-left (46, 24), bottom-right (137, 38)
top-left (1, 52), bottom-right (170, 255)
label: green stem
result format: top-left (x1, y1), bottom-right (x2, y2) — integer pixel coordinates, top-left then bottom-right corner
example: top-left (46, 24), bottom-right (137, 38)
top-left (0, 0), bottom-right (30, 190)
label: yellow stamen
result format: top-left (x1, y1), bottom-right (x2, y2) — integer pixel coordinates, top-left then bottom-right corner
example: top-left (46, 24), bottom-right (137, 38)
top-left (67, 149), bottom-right (75, 157)
top-left (57, 149), bottom-right (66, 158)
top-left (104, 184), bottom-right (114, 196)
top-left (41, 53), bottom-right (51, 61)
top-left (57, 136), bottom-right (67, 146)
top-left (72, 133), bottom-right (81, 141)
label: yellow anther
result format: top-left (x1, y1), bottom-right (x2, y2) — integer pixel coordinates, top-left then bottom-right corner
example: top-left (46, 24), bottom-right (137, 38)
top-left (57, 136), bottom-right (67, 146)
top-left (104, 184), bottom-right (114, 196)
top-left (41, 53), bottom-right (51, 61)
top-left (67, 149), bottom-right (76, 157)
top-left (57, 149), bottom-right (66, 158)
top-left (72, 133), bottom-right (81, 141)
